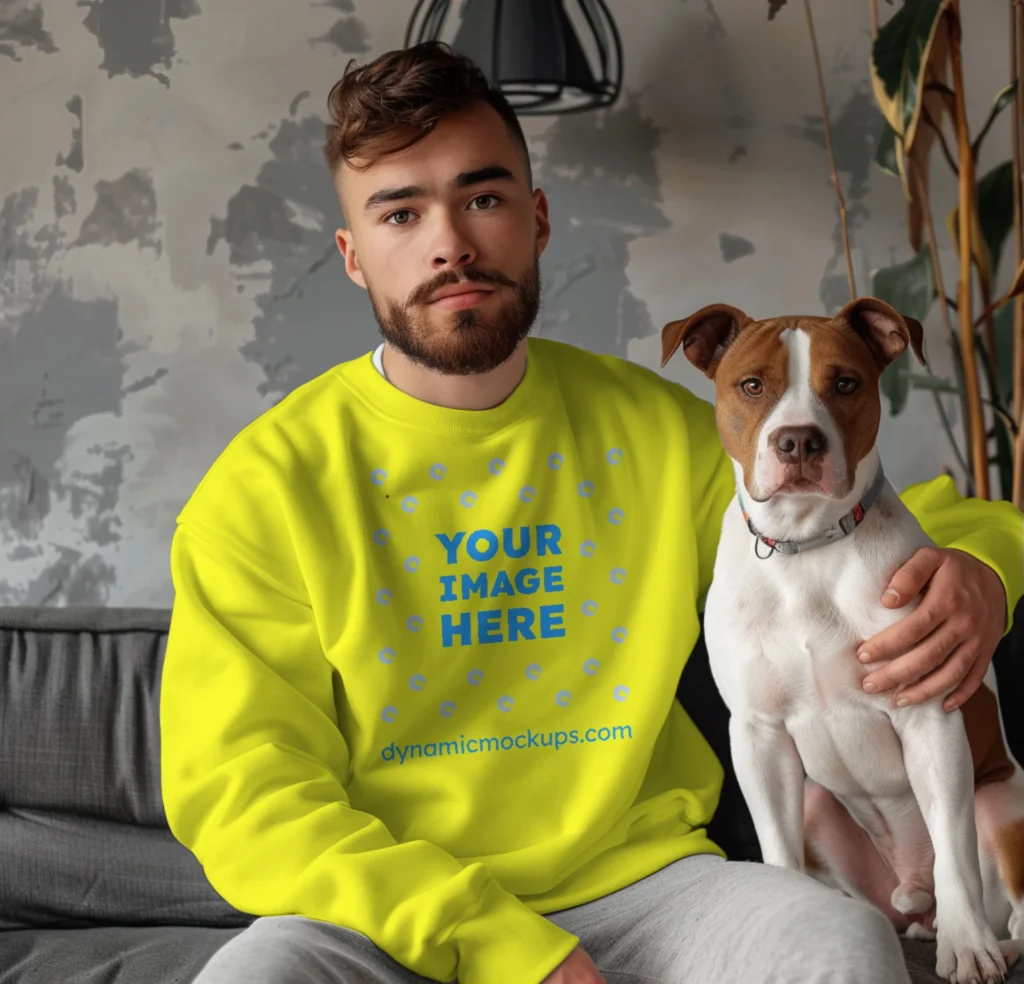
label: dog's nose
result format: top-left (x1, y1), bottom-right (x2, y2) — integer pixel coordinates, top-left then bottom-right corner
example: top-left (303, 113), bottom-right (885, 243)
top-left (772, 426), bottom-right (828, 463)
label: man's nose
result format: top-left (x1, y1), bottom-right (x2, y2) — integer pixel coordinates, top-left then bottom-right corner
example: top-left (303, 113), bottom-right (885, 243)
top-left (430, 213), bottom-right (477, 269)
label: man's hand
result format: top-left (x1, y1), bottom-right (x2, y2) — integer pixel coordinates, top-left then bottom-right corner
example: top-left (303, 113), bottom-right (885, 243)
top-left (857, 547), bottom-right (1007, 712)
top-left (541, 947), bottom-right (607, 984)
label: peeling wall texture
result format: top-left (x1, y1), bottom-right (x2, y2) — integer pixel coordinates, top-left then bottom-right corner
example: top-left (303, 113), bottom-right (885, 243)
top-left (0, 1), bottom-right (1016, 607)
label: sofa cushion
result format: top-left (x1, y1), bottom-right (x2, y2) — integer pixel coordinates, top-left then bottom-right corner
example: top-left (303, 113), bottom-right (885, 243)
top-left (0, 924), bottom-right (243, 984)
top-left (0, 607), bottom-right (255, 928)
top-left (0, 607), bottom-right (170, 825)
top-left (0, 808), bottom-right (255, 931)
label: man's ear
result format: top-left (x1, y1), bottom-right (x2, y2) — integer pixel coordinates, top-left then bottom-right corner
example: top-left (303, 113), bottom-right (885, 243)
top-left (661, 303), bottom-right (752, 378)
top-left (833, 296), bottom-right (926, 369)
top-left (335, 228), bottom-right (367, 290)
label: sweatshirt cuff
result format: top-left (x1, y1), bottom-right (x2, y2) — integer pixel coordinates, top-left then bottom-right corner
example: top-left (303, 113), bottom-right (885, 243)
top-left (447, 878), bottom-right (579, 984)
top-left (946, 532), bottom-right (1021, 637)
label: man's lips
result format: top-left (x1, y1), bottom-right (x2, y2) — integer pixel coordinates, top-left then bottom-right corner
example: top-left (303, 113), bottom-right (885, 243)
top-left (427, 284), bottom-right (496, 310)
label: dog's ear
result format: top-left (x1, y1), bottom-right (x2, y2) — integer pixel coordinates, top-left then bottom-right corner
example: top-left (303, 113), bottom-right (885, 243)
top-left (661, 303), bottom-right (752, 378)
top-left (833, 296), bottom-right (926, 369)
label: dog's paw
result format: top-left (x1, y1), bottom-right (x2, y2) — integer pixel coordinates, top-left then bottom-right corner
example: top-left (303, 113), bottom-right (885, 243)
top-left (892, 884), bottom-right (935, 916)
top-left (999, 940), bottom-right (1024, 968)
top-left (1009, 908), bottom-right (1024, 941)
top-left (905, 921), bottom-right (936, 942)
top-left (935, 926), bottom-right (1007, 983)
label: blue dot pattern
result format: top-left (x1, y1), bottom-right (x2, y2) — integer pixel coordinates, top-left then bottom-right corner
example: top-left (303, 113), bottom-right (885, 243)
top-left (371, 439), bottom-right (637, 732)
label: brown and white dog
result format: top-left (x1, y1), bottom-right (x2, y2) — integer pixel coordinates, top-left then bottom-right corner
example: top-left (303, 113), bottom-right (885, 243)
top-left (661, 296), bottom-right (1024, 983)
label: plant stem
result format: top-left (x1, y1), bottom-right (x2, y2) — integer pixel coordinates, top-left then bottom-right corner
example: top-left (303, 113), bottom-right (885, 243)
top-left (923, 106), bottom-right (959, 176)
top-left (930, 390), bottom-right (974, 482)
top-left (804, 0), bottom-right (856, 301)
top-left (979, 279), bottom-right (1000, 404)
top-left (949, 3), bottom-right (990, 498)
top-left (870, 0), bottom-right (878, 39)
top-left (913, 161), bottom-right (976, 493)
top-left (1013, 0), bottom-right (1024, 506)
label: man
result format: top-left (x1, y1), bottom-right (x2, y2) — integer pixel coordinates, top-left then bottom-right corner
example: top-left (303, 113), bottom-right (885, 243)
top-left (161, 42), bottom-right (1022, 984)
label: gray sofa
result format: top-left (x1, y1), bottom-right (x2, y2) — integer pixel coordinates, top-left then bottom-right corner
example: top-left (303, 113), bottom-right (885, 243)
top-left (2, 603), bottom-right (1023, 984)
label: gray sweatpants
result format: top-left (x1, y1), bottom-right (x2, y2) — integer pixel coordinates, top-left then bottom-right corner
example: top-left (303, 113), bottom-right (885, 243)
top-left (190, 854), bottom-right (935, 984)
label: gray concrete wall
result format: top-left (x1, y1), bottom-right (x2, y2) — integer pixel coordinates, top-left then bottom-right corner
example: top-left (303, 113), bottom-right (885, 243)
top-left (0, 0), bottom-right (1017, 607)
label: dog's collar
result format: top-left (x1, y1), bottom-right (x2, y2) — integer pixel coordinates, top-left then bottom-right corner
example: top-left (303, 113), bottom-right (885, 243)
top-left (736, 462), bottom-right (886, 559)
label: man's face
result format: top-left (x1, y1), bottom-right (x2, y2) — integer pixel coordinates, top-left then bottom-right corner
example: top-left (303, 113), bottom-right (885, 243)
top-left (334, 101), bottom-right (551, 375)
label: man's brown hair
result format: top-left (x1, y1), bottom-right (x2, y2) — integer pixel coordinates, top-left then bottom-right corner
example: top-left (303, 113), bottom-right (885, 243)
top-left (323, 41), bottom-right (532, 182)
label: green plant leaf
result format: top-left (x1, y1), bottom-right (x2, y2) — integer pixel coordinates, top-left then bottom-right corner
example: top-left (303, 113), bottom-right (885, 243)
top-left (972, 81), bottom-right (1018, 158)
top-left (978, 162), bottom-right (1014, 282)
top-left (904, 373), bottom-right (958, 392)
top-left (945, 162), bottom-right (1013, 296)
top-left (875, 121), bottom-right (900, 177)
top-left (1010, 258), bottom-right (1024, 299)
top-left (994, 301), bottom-right (1015, 405)
top-left (870, 0), bottom-right (951, 147)
top-left (881, 349), bottom-right (913, 415)
top-left (872, 245), bottom-right (937, 416)
top-left (871, 244), bottom-right (937, 322)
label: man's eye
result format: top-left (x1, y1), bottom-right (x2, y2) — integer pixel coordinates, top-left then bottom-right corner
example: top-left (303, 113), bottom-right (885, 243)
top-left (469, 194), bottom-right (500, 210)
top-left (385, 210), bottom-right (414, 225)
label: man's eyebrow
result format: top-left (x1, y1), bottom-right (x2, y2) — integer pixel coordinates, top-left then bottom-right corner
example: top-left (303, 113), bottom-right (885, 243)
top-left (452, 165), bottom-right (515, 188)
top-left (363, 185), bottom-right (425, 212)
top-left (363, 166), bottom-right (515, 212)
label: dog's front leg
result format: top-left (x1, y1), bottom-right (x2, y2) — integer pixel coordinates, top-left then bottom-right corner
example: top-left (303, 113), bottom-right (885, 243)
top-left (893, 704), bottom-right (1006, 982)
top-left (730, 712), bottom-right (806, 870)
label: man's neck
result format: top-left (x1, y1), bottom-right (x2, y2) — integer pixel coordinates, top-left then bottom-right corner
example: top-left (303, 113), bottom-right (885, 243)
top-left (380, 339), bottom-right (530, 411)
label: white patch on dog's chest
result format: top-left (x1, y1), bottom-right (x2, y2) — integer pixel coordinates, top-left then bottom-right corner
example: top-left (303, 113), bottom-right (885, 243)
top-left (707, 495), bottom-right (932, 798)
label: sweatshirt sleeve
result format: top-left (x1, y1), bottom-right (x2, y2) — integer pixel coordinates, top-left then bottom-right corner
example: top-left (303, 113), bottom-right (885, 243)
top-left (899, 475), bottom-right (1024, 636)
top-left (670, 384), bottom-right (736, 613)
top-left (160, 519), bottom-right (579, 984)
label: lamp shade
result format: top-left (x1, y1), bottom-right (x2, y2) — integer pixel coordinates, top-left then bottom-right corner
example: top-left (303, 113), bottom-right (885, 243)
top-left (405, 0), bottom-right (623, 115)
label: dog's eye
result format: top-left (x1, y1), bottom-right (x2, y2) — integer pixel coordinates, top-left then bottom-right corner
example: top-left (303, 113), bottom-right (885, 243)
top-left (836, 377), bottom-right (858, 395)
top-left (740, 378), bottom-right (763, 397)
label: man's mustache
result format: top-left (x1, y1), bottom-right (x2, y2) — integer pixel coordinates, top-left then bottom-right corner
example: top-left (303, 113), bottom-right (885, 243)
top-left (408, 266), bottom-right (518, 306)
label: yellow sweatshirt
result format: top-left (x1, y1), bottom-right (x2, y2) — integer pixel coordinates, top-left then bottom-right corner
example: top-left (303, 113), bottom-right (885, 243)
top-left (160, 337), bottom-right (1023, 984)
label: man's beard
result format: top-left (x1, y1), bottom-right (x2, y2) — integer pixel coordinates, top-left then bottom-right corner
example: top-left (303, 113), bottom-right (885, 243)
top-left (367, 260), bottom-right (541, 376)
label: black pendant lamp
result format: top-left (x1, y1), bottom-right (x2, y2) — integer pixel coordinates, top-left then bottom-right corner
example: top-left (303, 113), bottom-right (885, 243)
top-left (405, 0), bottom-right (623, 115)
